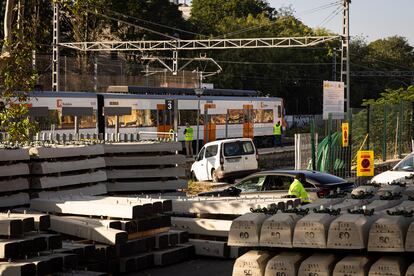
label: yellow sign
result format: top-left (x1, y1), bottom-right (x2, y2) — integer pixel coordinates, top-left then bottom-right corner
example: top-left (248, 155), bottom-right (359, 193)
top-left (342, 123), bottom-right (349, 147)
top-left (357, 150), bottom-right (374, 177)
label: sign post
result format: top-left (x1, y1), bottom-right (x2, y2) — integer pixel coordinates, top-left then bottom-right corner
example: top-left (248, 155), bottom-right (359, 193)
top-left (357, 150), bottom-right (374, 177)
top-left (323, 81), bottom-right (345, 120)
top-left (342, 122), bottom-right (349, 147)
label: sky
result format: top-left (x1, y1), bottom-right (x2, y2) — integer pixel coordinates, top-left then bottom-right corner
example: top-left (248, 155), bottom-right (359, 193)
top-left (269, 0), bottom-right (414, 45)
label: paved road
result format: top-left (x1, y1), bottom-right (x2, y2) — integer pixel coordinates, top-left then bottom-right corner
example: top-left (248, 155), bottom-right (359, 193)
top-left (129, 258), bottom-right (234, 276)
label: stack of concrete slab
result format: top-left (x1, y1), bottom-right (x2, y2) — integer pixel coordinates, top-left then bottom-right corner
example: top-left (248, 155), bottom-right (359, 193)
top-left (28, 196), bottom-right (194, 274)
top-left (0, 146), bottom-right (31, 208)
top-left (169, 195), bottom-right (300, 259)
top-left (103, 142), bottom-right (187, 193)
top-left (29, 144), bottom-right (107, 198)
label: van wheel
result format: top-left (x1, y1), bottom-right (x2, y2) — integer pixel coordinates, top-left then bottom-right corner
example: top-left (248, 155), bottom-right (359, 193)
top-left (211, 169), bottom-right (219, 183)
top-left (191, 171), bottom-right (198, 182)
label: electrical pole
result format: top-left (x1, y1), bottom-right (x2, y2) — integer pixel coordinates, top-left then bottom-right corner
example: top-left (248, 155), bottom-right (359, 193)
top-left (341, 0), bottom-right (351, 119)
top-left (52, 1), bottom-right (60, 92)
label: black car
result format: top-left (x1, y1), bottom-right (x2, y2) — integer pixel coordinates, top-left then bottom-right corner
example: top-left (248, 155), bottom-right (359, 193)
top-left (198, 170), bottom-right (355, 200)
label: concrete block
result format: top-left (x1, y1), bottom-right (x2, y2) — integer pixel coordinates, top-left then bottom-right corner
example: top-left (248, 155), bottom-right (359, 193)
top-left (63, 216), bottom-right (122, 230)
top-left (18, 254), bottom-right (64, 275)
top-left (10, 209), bottom-right (50, 231)
top-left (0, 163), bottom-right (29, 177)
top-left (0, 148), bottom-right (30, 162)
top-left (153, 245), bottom-right (192, 266)
top-left (117, 238), bottom-right (148, 257)
top-left (0, 218), bottom-right (23, 236)
top-left (155, 233), bottom-right (169, 249)
top-left (37, 183), bottom-right (107, 199)
top-left (293, 213), bottom-right (339, 248)
top-left (189, 238), bottom-right (229, 258)
top-left (30, 144), bottom-right (104, 159)
top-left (298, 253), bottom-right (337, 276)
top-left (169, 230), bottom-right (189, 244)
top-left (406, 262), bottom-right (414, 276)
top-left (404, 186), bottom-right (414, 198)
top-left (0, 262), bottom-right (36, 276)
top-left (105, 154), bottom-right (185, 167)
top-left (368, 256), bottom-right (408, 276)
top-left (50, 215), bottom-right (127, 245)
top-left (368, 216), bottom-right (413, 252)
top-left (328, 214), bottom-right (381, 249)
top-left (171, 217), bottom-right (232, 237)
top-left (168, 231), bottom-right (178, 246)
top-left (377, 185), bottom-right (406, 196)
top-left (55, 271), bottom-right (107, 276)
top-left (352, 185), bottom-right (379, 196)
top-left (364, 199), bottom-right (403, 211)
top-left (31, 157), bottom-right (106, 174)
top-left (103, 142), bottom-right (182, 154)
top-left (264, 252), bottom-right (306, 276)
top-left (0, 239), bottom-right (20, 258)
top-left (232, 250), bottom-right (272, 276)
top-left (332, 198), bottom-right (375, 210)
top-left (0, 193), bottom-right (30, 208)
top-left (31, 170), bottom-right (107, 189)
top-left (333, 255), bottom-right (373, 276)
top-left (0, 178), bottom-right (29, 192)
top-left (106, 167), bottom-right (185, 179)
top-left (106, 179), bottom-right (188, 192)
top-left (259, 213), bottom-right (302, 248)
top-left (229, 247), bottom-right (250, 259)
top-left (228, 213), bottom-right (268, 246)
top-left (119, 252), bottom-right (153, 273)
top-left (405, 221), bottom-right (414, 251)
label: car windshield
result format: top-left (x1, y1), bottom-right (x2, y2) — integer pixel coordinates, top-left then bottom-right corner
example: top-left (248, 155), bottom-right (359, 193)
top-left (394, 154), bottom-right (414, 171)
top-left (234, 175), bottom-right (266, 192)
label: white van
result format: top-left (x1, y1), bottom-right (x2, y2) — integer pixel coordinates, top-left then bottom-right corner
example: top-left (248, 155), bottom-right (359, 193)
top-left (190, 138), bottom-right (259, 182)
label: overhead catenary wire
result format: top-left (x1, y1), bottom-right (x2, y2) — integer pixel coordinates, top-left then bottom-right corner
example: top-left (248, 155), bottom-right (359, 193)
top-left (317, 5), bottom-right (343, 28)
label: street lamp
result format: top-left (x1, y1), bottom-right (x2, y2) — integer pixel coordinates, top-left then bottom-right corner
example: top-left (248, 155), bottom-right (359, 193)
top-left (194, 88), bottom-right (204, 154)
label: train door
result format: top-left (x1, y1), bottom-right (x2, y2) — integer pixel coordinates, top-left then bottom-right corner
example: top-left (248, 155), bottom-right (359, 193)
top-left (156, 103), bottom-right (174, 138)
top-left (243, 104), bottom-right (254, 138)
top-left (203, 103), bottom-right (216, 143)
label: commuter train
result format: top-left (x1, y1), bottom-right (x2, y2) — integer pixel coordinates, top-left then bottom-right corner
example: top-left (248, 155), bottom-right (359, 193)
top-left (25, 86), bottom-right (284, 147)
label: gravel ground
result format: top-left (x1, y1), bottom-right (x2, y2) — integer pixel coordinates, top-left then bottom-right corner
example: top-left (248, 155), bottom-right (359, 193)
top-left (129, 258), bottom-right (234, 276)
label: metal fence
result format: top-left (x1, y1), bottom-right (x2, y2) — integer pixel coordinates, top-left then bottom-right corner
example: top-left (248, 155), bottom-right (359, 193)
top-left (301, 101), bottom-right (413, 179)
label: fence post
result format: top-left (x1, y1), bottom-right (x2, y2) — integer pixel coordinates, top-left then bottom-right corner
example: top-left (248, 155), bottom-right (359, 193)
top-left (311, 118), bottom-right (316, 171)
top-left (366, 105), bottom-right (370, 150)
top-left (398, 101), bottom-right (403, 158)
top-left (383, 105), bottom-right (387, 161)
top-left (328, 113), bottom-right (333, 174)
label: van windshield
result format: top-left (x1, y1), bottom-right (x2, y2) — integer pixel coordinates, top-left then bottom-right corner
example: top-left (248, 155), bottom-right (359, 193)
top-left (224, 141), bottom-right (255, 157)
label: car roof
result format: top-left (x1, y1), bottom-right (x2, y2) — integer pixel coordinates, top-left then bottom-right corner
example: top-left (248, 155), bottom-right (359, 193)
top-left (203, 138), bottom-right (253, 146)
top-left (248, 170), bottom-right (347, 185)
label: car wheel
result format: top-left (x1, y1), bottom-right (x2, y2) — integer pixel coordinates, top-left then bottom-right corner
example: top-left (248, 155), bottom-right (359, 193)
top-left (211, 169), bottom-right (219, 183)
top-left (191, 171), bottom-right (198, 182)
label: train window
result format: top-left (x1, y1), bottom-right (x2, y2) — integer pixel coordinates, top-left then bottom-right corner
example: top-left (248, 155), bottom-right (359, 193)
top-left (211, 114), bottom-right (226, 125)
top-left (228, 109), bottom-right (243, 124)
top-left (106, 110), bottom-right (157, 128)
top-left (61, 115), bottom-right (75, 129)
top-left (80, 113), bottom-right (96, 129)
top-left (278, 106), bottom-right (282, 118)
top-left (36, 110), bottom-right (60, 131)
top-left (254, 109), bottom-right (274, 123)
top-left (179, 110), bottom-right (200, 125)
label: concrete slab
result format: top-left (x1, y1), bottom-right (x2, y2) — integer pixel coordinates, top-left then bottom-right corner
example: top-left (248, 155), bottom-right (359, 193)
top-left (10, 209), bottom-right (50, 231)
top-left (0, 178), bottom-right (29, 192)
top-left (377, 185), bottom-right (406, 196)
top-left (106, 167), bottom-right (185, 179)
top-left (153, 245), bottom-right (193, 266)
top-left (264, 252), bottom-right (306, 276)
top-left (259, 212), bottom-right (302, 248)
top-left (30, 197), bottom-right (149, 219)
top-left (293, 213), bottom-right (339, 248)
top-left (333, 255), bottom-right (373, 276)
top-left (50, 215), bottom-right (127, 245)
top-left (328, 214), bottom-right (381, 249)
top-left (30, 144), bottom-right (104, 159)
top-left (352, 186), bottom-right (379, 196)
top-left (103, 142), bottom-right (182, 154)
top-left (31, 170), bottom-right (107, 189)
top-left (0, 193), bottom-right (30, 208)
top-left (298, 253), bottom-right (337, 276)
top-left (119, 252), bottom-right (153, 273)
top-left (364, 199), bottom-right (404, 211)
top-left (404, 186), bottom-right (414, 198)
top-left (105, 154), bottom-right (185, 167)
top-left (37, 183), bottom-right (108, 199)
top-left (0, 218), bottom-right (23, 237)
top-left (31, 157), bottom-right (106, 174)
top-left (0, 163), bottom-right (29, 177)
top-left (189, 239), bottom-right (230, 258)
top-left (0, 148), bottom-right (30, 162)
top-left (63, 216), bottom-right (122, 230)
top-left (171, 217), bottom-right (232, 237)
top-left (0, 215), bottom-right (33, 233)
top-left (228, 213), bottom-right (268, 247)
top-left (106, 179), bottom-right (188, 192)
top-left (404, 220), bottom-right (414, 251)
top-left (368, 256), bottom-right (408, 276)
top-left (232, 250), bottom-right (272, 276)
top-left (0, 262), bottom-right (36, 276)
